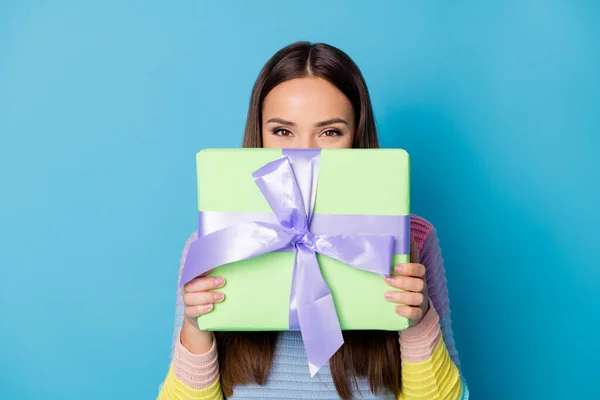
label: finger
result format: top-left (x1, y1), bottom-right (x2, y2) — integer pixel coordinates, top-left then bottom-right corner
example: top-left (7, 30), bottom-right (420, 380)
top-left (183, 275), bottom-right (225, 293)
top-left (183, 291), bottom-right (225, 307)
top-left (395, 305), bottom-right (423, 320)
top-left (185, 303), bottom-right (215, 318)
top-left (410, 234), bottom-right (419, 264)
top-left (394, 263), bottom-right (426, 278)
top-left (385, 275), bottom-right (425, 293)
top-left (181, 270), bottom-right (215, 293)
top-left (385, 290), bottom-right (424, 306)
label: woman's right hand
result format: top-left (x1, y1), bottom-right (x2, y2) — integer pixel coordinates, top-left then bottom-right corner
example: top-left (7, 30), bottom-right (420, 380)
top-left (180, 270), bottom-right (225, 354)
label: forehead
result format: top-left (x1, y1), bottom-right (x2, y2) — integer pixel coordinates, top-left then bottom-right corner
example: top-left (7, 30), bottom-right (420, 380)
top-left (262, 77), bottom-right (353, 122)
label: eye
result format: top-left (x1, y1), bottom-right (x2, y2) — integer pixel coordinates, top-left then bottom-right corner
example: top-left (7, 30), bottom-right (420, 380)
top-left (273, 128), bottom-right (294, 137)
top-left (319, 129), bottom-right (342, 137)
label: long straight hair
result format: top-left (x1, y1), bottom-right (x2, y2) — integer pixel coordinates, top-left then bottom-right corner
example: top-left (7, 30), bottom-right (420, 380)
top-left (216, 42), bottom-right (400, 399)
top-left (242, 41), bottom-right (379, 149)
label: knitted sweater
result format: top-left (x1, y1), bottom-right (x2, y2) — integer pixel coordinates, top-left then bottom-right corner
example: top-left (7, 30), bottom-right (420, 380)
top-left (158, 215), bottom-right (469, 399)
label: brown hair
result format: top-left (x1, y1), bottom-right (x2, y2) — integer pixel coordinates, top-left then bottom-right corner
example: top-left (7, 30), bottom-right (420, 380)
top-left (242, 41), bottom-right (379, 149)
top-left (217, 42), bottom-right (400, 399)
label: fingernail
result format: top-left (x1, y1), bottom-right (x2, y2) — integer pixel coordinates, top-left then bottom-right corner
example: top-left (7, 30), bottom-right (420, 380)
top-left (202, 304), bottom-right (214, 312)
top-left (385, 277), bottom-right (394, 285)
top-left (384, 291), bottom-right (394, 300)
top-left (396, 306), bottom-right (406, 315)
top-left (213, 292), bottom-right (224, 302)
top-left (395, 264), bottom-right (406, 273)
top-left (214, 277), bottom-right (225, 287)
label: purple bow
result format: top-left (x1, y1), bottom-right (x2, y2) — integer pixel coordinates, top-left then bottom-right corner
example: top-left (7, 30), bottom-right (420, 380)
top-left (180, 149), bottom-right (395, 376)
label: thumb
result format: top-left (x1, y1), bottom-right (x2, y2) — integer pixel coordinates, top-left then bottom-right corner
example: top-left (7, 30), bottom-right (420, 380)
top-left (410, 234), bottom-right (419, 264)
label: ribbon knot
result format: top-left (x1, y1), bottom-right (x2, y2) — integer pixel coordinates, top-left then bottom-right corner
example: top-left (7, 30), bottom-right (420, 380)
top-left (180, 149), bottom-right (396, 377)
top-left (292, 230), bottom-right (315, 248)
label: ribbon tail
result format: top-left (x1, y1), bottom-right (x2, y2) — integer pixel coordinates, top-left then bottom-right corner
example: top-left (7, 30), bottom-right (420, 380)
top-left (180, 222), bottom-right (293, 288)
top-left (314, 234), bottom-right (395, 277)
top-left (295, 244), bottom-right (344, 376)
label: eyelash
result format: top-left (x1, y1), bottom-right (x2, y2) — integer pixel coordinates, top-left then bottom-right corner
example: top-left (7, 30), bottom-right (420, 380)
top-left (273, 128), bottom-right (293, 137)
top-left (272, 128), bottom-right (343, 137)
top-left (321, 129), bottom-right (342, 137)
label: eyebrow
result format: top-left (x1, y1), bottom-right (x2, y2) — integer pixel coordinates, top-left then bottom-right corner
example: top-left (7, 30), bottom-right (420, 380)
top-left (266, 118), bottom-right (296, 126)
top-left (314, 118), bottom-right (349, 127)
top-left (266, 117), bottom-right (349, 127)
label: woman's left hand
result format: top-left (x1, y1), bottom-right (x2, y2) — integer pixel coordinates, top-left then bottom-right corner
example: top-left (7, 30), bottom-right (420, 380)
top-left (385, 235), bottom-right (429, 326)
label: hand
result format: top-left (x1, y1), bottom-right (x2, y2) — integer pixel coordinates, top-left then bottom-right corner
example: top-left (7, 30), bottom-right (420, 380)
top-left (180, 270), bottom-right (226, 353)
top-left (384, 235), bottom-right (429, 326)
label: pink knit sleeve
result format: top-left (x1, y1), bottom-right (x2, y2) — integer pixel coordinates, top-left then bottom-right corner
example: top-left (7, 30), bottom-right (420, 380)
top-left (406, 216), bottom-right (462, 371)
top-left (398, 300), bottom-right (442, 362)
top-left (168, 232), bottom-right (220, 388)
top-left (172, 330), bottom-right (220, 388)
top-left (169, 232), bottom-right (198, 360)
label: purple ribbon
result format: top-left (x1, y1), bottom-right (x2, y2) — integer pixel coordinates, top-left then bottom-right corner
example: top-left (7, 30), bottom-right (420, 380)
top-left (180, 149), bottom-right (400, 376)
top-left (197, 212), bottom-right (410, 256)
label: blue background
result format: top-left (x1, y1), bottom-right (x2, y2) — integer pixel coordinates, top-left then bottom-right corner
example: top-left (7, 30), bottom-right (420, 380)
top-left (1, 1), bottom-right (599, 399)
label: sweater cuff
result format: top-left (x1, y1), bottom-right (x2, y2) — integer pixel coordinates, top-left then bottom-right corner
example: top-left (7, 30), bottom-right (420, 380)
top-left (173, 330), bottom-right (220, 390)
top-left (398, 300), bottom-right (442, 362)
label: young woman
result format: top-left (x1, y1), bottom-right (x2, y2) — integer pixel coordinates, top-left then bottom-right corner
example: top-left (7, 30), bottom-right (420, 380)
top-left (158, 42), bottom-right (468, 400)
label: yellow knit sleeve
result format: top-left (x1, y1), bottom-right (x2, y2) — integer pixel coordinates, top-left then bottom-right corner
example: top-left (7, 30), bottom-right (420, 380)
top-left (157, 364), bottom-right (223, 400)
top-left (398, 336), bottom-right (463, 400)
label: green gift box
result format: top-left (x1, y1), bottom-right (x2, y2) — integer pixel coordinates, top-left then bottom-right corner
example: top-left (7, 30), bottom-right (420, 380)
top-left (185, 148), bottom-right (411, 333)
